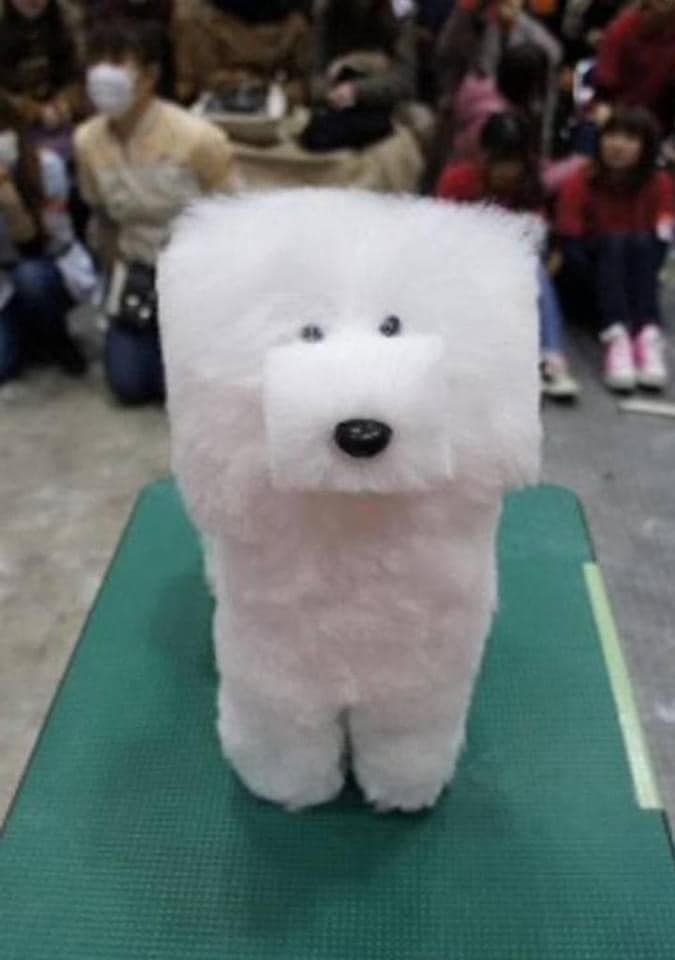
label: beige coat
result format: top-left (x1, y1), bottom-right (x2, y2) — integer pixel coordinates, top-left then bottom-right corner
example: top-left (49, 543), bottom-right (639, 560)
top-left (74, 98), bottom-right (235, 267)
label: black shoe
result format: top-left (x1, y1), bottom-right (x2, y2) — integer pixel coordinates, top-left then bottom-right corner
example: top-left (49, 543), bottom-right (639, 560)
top-left (54, 336), bottom-right (88, 378)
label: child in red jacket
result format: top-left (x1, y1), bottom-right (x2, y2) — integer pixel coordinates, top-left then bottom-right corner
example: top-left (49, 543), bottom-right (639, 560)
top-left (438, 111), bottom-right (579, 400)
top-left (557, 107), bottom-right (673, 392)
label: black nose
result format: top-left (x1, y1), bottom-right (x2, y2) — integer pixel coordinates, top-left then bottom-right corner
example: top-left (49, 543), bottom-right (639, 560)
top-left (334, 419), bottom-right (392, 458)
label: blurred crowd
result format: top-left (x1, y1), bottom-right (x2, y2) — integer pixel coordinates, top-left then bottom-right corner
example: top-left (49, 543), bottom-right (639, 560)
top-left (0, 0), bottom-right (674, 404)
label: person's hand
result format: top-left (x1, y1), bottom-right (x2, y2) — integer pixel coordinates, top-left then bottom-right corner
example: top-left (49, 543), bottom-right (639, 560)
top-left (593, 102), bottom-right (612, 126)
top-left (326, 60), bottom-right (343, 83)
top-left (547, 248), bottom-right (564, 276)
top-left (40, 99), bottom-right (69, 130)
top-left (660, 137), bottom-right (675, 166)
top-left (559, 67), bottom-right (575, 93)
top-left (327, 82), bottom-right (358, 110)
top-left (656, 216), bottom-right (674, 243)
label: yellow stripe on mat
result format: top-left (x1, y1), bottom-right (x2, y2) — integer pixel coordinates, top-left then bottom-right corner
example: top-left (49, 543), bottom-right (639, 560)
top-left (584, 562), bottom-right (662, 811)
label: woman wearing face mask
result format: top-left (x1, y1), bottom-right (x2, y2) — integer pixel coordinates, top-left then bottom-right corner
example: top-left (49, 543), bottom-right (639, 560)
top-left (0, 0), bottom-right (85, 139)
top-left (0, 93), bottom-right (93, 384)
top-left (82, 0), bottom-right (175, 98)
top-left (74, 19), bottom-right (236, 406)
top-left (173, 0), bottom-right (311, 107)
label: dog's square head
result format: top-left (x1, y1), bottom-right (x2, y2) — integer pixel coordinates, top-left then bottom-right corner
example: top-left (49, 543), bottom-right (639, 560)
top-left (159, 190), bottom-right (541, 504)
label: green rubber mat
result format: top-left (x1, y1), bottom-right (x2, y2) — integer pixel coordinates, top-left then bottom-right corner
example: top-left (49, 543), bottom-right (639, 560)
top-left (2, 482), bottom-right (674, 959)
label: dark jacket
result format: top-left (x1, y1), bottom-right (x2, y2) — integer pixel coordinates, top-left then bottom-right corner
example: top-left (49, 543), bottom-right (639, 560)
top-left (0, 0), bottom-right (84, 124)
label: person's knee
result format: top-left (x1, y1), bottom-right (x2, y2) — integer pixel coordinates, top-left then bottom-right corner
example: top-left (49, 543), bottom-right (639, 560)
top-left (105, 352), bottom-right (157, 405)
top-left (12, 259), bottom-right (63, 308)
top-left (105, 328), bottom-right (163, 405)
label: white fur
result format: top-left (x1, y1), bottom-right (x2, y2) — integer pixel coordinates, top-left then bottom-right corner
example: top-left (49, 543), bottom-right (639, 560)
top-left (158, 189), bottom-right (541, 812)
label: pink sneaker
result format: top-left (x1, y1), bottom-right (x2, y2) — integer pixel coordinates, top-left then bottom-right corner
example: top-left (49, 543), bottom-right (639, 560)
top-left (601, 325), bottom-right (635, 393)
top-left (633, 324), bottom-right (668, 391)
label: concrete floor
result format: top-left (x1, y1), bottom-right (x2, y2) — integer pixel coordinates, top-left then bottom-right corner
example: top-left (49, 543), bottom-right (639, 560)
top-left (1, 311), bottom-right (675, 829)
top-left (0, 363), bottom-right (168, 822)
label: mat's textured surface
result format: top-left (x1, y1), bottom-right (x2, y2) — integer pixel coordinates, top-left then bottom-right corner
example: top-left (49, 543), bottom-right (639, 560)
top-left (1, 482), bottom-right (674, 959)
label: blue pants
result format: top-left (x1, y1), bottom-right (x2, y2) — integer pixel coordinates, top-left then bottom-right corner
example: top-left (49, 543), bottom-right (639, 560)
top-left (0, 259), bottom-right (72, 385)
top-left (563, 234), bottom-right (666, 335)
top-left (538, 260), bottom-right (565, 355)
top-left (105, 323), bottom-right (165, 405)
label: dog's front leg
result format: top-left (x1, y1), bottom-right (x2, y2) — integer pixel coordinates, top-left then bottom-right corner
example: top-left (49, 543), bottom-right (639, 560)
top-left (348, 677), bottom-right (477, 812)
top-left (216, 677), bottom-right (345, 810)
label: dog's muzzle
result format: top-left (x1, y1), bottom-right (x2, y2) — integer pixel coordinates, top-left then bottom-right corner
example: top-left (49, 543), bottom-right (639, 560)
top-left (334, 419), bottom-right (392, 458)
top-left (264, 332), bottom-right (452, 492)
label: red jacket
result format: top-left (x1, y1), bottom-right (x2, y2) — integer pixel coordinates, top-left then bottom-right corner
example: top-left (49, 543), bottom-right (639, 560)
top-left (556, 162), bottom-right (674, 238)
top-left (436, 160), bottom-right (545, 214)
top-left (596, 7), bottom-right (675, 132)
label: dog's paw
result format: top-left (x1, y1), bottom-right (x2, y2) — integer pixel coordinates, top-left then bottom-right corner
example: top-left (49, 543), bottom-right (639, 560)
top-left (282, 769), bottom-right (345, 812)
top-left (363, 778), bottom-right (448, 814)
top-left (239, 764), bottom-right (345, 811)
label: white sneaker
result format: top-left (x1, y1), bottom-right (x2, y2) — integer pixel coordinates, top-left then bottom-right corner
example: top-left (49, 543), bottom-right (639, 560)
top-left (633, 324), bottom-right (668, 391)
top-left (601, 325), bottom-right (635, 393)
top-left (540, 352), bottom-right (580, 401)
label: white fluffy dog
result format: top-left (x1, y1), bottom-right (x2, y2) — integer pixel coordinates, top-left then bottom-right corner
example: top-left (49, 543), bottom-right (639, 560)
top-left (158, 189), bottom-right (541, 812)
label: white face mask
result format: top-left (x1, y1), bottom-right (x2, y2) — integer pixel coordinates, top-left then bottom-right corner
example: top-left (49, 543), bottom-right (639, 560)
top-left (86, 64), bottom-right (137, 118)
top-left (0, 130), bottom-right (19, 169)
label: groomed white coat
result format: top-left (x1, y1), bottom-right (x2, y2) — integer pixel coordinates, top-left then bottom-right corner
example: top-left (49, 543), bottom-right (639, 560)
top-left (158, 189), bottom-right (541, 812)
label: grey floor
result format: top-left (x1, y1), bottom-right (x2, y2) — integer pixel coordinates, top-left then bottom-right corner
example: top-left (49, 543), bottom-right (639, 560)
top-left (1, 298), bottom-right (675, 828)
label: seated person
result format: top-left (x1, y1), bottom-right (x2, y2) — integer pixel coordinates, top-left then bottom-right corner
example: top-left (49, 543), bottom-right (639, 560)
top-left (304, 0), bottom-right (418, 150)
top-left (557, 107), bottom-right (673, 392)
top-left (173, 0), bottom-right (312, 109)
top-left (451, 42), bottom-right (586, 188)
top-left (0, 0), bottom-right (86, 143)
top-left (560, 0), bottom-right (626, 64)
top-left (0, 92), bottom-right (94, 384)
top-left (451, 42), bottom-right (549, 160)
top-left (594, 0), bottom-right (675, 136)
top-left (428, 0), bottom-right (560, 186)
top-left (435, 0), bottom-right (561, 106)
top-left (437, 111), bottom-right (580, 400)
top-left (74, 19), bottom-right (236, 405)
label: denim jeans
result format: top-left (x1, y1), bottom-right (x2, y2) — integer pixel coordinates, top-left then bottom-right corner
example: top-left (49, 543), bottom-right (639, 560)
top-left (105, 322), bottom-right (165, 405)
top-left (0, 258), bottom-right (72, 385)
top-left (538, 260), bottom-right (565, 355)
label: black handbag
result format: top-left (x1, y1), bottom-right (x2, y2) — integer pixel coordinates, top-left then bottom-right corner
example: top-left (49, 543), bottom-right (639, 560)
top-left (113, 262), bottom-right (158, 332)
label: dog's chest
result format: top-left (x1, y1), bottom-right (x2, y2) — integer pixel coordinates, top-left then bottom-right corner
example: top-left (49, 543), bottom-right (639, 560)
top-left (229, 492), bottom-right (499, 608)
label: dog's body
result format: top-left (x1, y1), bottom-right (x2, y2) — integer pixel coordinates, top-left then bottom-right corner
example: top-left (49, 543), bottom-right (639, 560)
top-left (159, 189), bottom-right (541, 811)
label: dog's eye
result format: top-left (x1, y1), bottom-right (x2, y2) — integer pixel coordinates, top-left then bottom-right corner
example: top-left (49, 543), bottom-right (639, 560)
top-left (379, 315), bottom-right (401, 337)
top-left (300, 324), bottom-right (324, 343)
